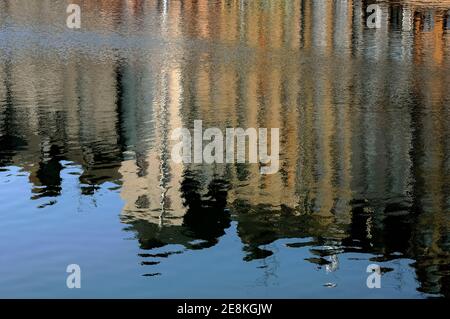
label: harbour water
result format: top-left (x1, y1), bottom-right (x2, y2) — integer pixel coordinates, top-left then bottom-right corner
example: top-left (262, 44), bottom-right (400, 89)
top-left (0, 0), bottom-right (449, 298)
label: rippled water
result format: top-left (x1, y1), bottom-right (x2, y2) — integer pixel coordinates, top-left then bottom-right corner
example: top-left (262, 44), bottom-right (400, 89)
top-left (0, 0), bottom-right (449, 298)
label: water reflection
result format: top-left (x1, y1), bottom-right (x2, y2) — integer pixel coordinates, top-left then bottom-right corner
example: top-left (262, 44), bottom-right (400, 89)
top-left (0, 0), bottom-right (449, 297)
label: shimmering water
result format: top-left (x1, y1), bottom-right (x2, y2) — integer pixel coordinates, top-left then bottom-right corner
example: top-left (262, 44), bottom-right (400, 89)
top-left (0, 0), bottom-right (449, 298)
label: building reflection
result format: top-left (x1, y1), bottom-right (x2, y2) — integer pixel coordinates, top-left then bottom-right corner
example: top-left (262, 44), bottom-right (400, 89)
top-left (0, 0), bottom-right (449, 296)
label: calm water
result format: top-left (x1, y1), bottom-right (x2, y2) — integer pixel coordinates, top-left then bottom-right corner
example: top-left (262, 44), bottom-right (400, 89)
top-left (0, 0), bottom-right (449, 298)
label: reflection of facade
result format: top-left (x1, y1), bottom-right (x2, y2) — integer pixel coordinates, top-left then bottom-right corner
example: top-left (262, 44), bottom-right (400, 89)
top-left (119, 61), bottom-right (186, 226)
top-left (0, 0), bottom-right (125, 196)
top-left (0, 0), bottom-right (449, 296)
top-left (121, 0), bottom-right (449, 296)
top-left (0, 57), bottom-right (123, 197)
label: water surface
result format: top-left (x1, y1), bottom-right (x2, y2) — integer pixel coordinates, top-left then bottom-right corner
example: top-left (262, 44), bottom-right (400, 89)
top-left (0, 0), bottom-right (449, 298)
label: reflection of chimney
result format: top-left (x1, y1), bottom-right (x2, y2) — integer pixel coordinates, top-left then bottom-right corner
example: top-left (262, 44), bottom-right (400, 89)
top-left (373, 4), bottom-right (389, 61)
top-left (120, 60), bottom-right (186, 227)
top-left (333, 0), bottom-right (353, 50)
top-left (432, 14), bottom-right (444, 65)
top-left (312, 0), bottom-right (333, 54)
top-left (423, 10), bottom-right (435, 32)
top-left (313, 66), bottom-right (335, 217)
top-left (165, 67), bottom-right (185, 222)
top-left (402, 5), bottom-right (414, 31)
top-left (446, 11), bottom-right (450, 30)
